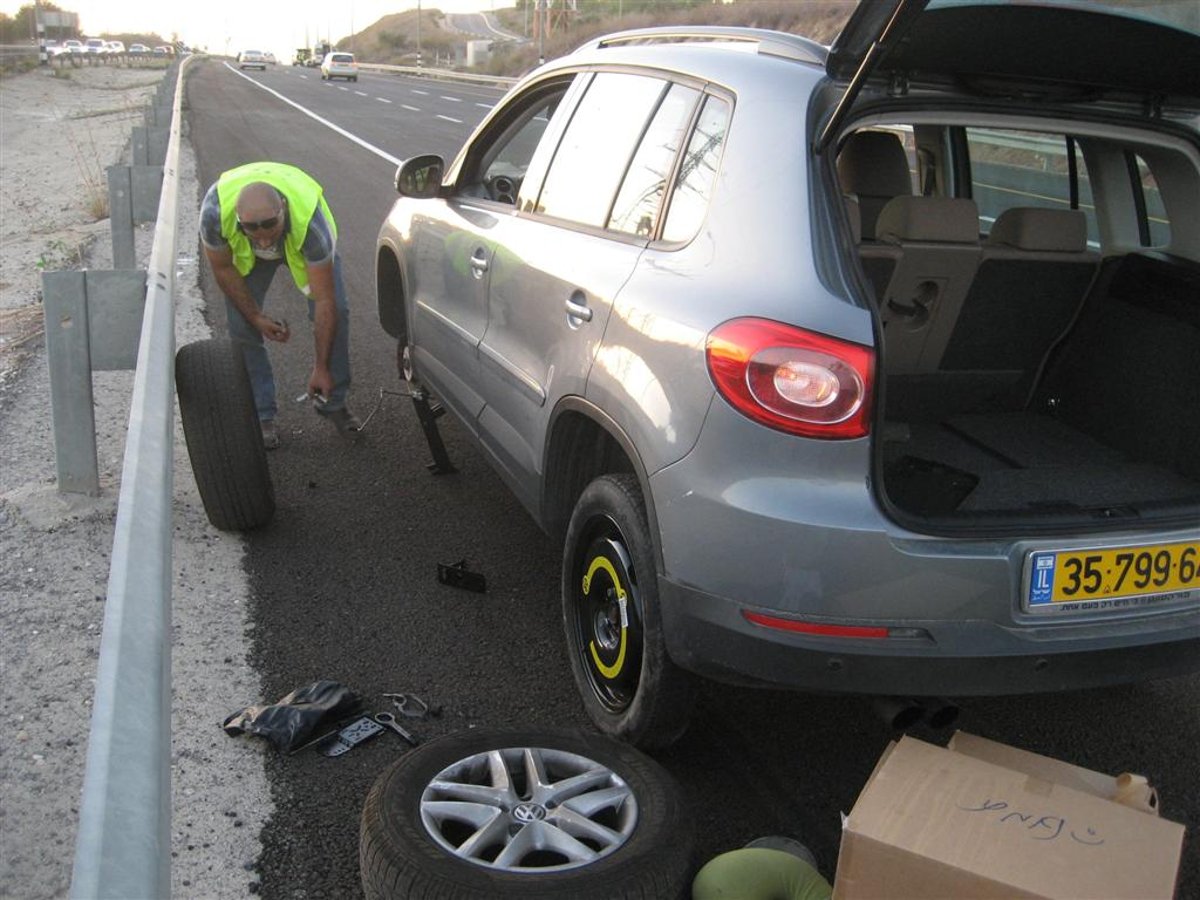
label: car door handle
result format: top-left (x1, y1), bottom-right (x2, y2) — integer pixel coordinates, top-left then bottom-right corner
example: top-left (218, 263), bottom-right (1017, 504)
top-left (469, 250), bottom-right (489, 278)
top-left (565, 298), bottom-right (593, 323)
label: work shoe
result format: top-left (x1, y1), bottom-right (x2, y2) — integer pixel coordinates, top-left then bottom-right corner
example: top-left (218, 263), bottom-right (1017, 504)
top-left (316, 405), bottom-right (362, 437)
top-left (260, 419), bottom-right (280, 450)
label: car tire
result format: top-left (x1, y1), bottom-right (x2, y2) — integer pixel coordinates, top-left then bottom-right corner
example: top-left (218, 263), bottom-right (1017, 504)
top-left (562, 474), bottom-right (696, 750)
top-left (175, 338), bottom-right (275, 532)
top-left (359, 727), bottom-right (695, 900)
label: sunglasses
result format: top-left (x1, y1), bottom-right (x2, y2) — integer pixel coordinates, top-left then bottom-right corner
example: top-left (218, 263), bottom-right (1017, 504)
top-left (237, 213), bottom-right (281, 233)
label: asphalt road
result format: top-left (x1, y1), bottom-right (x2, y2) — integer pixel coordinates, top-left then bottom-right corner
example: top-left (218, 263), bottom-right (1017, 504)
top-left (185, 58), bottom-right (1199, 899)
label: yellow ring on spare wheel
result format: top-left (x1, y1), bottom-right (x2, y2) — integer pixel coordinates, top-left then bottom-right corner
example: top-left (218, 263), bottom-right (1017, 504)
top-left (583, 555), bottom-right (627, 679)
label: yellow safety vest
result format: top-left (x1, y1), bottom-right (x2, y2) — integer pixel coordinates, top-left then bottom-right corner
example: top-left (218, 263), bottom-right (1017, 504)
top-left (216, 162), bottom-right (338, 294)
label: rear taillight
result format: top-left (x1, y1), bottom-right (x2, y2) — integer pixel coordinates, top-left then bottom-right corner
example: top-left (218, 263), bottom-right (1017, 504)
top-left (706, 318), bottom-right (873, 439)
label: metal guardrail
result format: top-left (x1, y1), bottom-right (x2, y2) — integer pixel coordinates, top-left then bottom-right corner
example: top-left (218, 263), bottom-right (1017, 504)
top-left (68, 54), bottom-right (191, 900)
top-left (357, 61), bottom-right (517, 88)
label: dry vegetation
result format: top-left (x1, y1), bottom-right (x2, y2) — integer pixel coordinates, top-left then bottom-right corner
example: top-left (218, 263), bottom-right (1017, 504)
top-left (344, 0), bottom-right (855, 75)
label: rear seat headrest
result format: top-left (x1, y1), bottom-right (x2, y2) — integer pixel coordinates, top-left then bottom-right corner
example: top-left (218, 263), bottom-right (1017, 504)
top-left (837, 131), bottom-right (912, 198)
top-left (986, 208), bottom-right (1088, 252)
top-left (875, 197), bottom-right (981, 245)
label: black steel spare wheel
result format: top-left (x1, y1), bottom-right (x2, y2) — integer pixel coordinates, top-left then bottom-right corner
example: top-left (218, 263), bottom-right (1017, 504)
top-left (175, 338), bottom-right (274, 531)
top-left (359, 727), bottom-right (695, 900)
top-left (563, 474), bottom-right (695, 749)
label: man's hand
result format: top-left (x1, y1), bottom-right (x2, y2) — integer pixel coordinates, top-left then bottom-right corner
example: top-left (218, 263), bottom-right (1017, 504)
top-left (308, 365), bottom-right (334, 402)
top-left (258, 315), bottom-right (291, 343)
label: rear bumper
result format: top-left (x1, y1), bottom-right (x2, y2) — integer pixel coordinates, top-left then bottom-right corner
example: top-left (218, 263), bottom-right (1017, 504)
top-left (659, 576), bottom-right (1200, 696)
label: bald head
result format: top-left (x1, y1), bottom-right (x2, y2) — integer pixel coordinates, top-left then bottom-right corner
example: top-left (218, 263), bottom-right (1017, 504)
top-left (236, 182), bottom-right (284, 222)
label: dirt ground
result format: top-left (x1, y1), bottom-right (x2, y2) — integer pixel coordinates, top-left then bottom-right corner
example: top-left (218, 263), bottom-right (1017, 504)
top-left (0, 63), bottom-right (272, 898)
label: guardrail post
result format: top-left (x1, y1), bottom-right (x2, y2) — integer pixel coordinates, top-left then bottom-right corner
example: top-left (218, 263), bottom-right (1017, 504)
top-left (132, 125), bottom-right (170, 166)
top-left (43, 270), bottom-right (148, 495)
top-left (43, 271), bottom-right (99, 495)
top-left (108, 166), bottom-right (135, 270)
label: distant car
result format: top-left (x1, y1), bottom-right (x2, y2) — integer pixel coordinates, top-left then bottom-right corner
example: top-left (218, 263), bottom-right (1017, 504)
top-left (62, 39), bottom-right (84, 54)
top-left (238, 49), bottom-right (267, 70)
top-left (264, 51), bottom-right (277, 65)
top-left (84, 38), bottom-right (106, 55)
top-left (105, 41), bottom-right (126, 55)
top-left (129, 43), bottom-right (150, 55)
top-left (153, 46), bottom-right (171, 56)
top-left (320, 51), bottom-right (357, 82)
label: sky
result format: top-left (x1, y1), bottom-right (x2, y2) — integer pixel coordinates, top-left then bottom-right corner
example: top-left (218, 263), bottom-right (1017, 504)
top-left (8, 0), bottom-right (512, 60)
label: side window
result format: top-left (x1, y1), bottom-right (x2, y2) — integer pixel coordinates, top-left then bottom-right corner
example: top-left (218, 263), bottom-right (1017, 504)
top-left (535, 72), bottom-right (669, 227)
top-left (1135, 154), bottom-right (1171, 247)
top-left (608, 84), bottom-right (700, 238)
top-left (472, 79), bottom-right (576, 206)
top-left (966, 127), bottom-right (1098, 245)
top-left (661, 95), bottom-right (731, 244)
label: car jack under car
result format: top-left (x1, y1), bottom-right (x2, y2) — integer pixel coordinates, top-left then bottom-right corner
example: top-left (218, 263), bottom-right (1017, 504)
top-left (409, 385), bottom-right (456, 475)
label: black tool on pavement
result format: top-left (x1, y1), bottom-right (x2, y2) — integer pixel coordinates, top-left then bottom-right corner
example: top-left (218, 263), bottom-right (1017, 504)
top-left (383, 693), bottom-right (432, 719)
top-left (437, 559), bottom-right (487, 593)
top-left (320, 715), bottom-right (386, 757)
top-left (373, 712), bottom-right (420, 746)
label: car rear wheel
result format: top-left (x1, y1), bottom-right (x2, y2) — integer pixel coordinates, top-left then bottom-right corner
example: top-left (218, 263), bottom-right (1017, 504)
top-left (562, 474), bottom-right (695, 749)
top-left (360, 727), bottom-right (695, 900)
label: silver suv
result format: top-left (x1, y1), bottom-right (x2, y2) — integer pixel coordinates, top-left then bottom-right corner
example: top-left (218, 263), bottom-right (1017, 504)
top-left (377, 0), bottom-right (1200, 748)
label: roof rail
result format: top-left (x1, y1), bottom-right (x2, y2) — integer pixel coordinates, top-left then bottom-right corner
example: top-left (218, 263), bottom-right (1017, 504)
top-left (581, 26), bottom-right (828, 66)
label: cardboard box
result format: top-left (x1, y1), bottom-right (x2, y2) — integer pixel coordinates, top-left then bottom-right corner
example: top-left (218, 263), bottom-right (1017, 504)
top-left (833, 732), bottom-right (1185, 899)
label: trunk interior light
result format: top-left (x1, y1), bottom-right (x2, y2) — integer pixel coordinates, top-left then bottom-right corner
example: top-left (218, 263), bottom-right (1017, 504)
top-left (707, 318), bottom-right (874, 439)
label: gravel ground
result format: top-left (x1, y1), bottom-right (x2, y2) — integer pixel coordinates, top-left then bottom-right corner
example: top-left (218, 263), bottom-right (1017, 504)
top-left (0, 64), bottom-right (272, 899)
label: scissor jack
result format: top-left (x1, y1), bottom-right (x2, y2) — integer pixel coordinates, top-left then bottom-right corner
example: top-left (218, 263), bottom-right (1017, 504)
top-left (410, 386), bottom-right (457, 475)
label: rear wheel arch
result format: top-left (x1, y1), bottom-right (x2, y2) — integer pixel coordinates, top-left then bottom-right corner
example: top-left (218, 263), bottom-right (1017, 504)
top-left (541, 400), bottom-right (661, 570)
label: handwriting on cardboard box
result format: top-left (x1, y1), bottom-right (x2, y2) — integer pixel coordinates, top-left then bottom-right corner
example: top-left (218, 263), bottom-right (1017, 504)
top-left (958, 797), bottom-right (1105, 845)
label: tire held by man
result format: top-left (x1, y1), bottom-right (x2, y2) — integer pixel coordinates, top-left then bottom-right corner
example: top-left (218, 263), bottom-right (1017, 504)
top-left (176, 338), bottom-right (275, 531)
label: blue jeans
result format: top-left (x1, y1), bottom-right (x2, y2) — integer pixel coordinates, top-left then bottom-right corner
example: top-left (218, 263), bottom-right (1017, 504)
top-left (224, 254), bottom-right (352, 421)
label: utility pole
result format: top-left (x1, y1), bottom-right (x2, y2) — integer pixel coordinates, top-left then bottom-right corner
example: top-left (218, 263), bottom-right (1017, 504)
top-left (417, 0), bottom-right (422, 69)
top-left (35, 0), bottom-right (47, 66)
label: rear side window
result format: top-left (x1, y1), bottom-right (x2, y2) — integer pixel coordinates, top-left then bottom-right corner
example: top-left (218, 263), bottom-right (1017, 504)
top-left (966, 127), bottom-right (1099, 246)
top-left (1134, 154), bottom-right (1171, 248)
top-left (661, 95), bottom-right (731, 244)
top-left (535, 73), bottom-right (669, 227)
top-left (607, 84), bottom-right (700, 237)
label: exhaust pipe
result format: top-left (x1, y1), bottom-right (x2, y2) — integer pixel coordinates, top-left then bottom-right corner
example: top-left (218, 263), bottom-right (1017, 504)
top-left (874, 696), bottom-right (925, 731)
top-left (919, 697), bottom-right (960, 729)
top-left (874, 697), bottom-right (961, 731)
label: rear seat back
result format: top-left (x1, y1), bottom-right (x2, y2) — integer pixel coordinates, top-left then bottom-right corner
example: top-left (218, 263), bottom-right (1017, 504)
top-left (874, 196), bottom-right (982, 374)
top-left (837, 131), bottom-right (913, 241)
top-left (939, 208), bottom-right (1097, 379)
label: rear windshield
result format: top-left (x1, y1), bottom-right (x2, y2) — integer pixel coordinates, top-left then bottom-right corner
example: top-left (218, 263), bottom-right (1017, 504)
top-left (330, 54), bottom-right (354, 63)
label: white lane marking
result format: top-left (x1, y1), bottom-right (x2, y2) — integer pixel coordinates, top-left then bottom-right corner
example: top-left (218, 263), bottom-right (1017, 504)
top-left (475, 102), bottom-right (493, 109)
top-left (436, 114), bottom-right (463, 124)
top-left (338, 86), bottom-right (349, 91)
top-left (222, 62), bottom-right (401, 166)
top-left (376, 97), bottom-right (392, 104)
top-left (354, 91), bottom-right (368, 96)
top-left (440, 95), bottom-right (461, 102)
top-left (411, 89), bottom-right (429, 95)
top-left (401, 104), bottom-right (420, 111)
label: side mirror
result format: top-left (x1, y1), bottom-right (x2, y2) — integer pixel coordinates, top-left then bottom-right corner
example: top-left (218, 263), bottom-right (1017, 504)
top-left (395, 155), bottom-right (445, 199)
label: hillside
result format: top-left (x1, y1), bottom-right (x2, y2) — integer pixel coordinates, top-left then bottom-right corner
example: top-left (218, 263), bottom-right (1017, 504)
top-left (336, 0), bottom-right (856, 75)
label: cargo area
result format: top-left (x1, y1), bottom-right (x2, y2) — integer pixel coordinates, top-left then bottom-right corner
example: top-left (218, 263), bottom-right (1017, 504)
top-left (878, 252), bottom-right (1200, 522)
